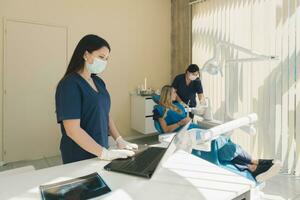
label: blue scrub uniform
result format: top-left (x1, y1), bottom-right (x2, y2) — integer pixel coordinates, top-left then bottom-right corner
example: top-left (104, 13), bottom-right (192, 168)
top-left (172, 74), bottom-right (203, 108)
top-left (153, 102), bottom-right (199, 132)
top-left (55, 73), bottom-right (111, 164)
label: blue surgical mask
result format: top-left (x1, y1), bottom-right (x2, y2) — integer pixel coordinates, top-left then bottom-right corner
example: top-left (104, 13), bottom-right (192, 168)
top-left (86, 58), bottom-right (107, 74)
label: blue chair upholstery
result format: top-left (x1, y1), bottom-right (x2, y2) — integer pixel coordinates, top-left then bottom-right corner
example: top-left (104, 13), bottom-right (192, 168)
top-left (192, 142), bottom-right (256, 182)
top-left (151, 95), bottom-right (257, 183)
top-left (152, 95), bottom-right (166, 133)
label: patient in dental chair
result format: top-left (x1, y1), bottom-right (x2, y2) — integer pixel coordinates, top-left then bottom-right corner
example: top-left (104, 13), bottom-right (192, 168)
top-left (153, 85), bottom-right (281, 182)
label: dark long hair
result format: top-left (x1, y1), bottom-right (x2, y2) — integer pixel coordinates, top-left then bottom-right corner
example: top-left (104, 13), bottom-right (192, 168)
top-left (61, 34), bottom-right (111, 80)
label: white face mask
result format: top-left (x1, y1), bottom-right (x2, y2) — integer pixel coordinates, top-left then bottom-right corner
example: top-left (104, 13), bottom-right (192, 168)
top-left (86, 58), bottom-right (107, 74)
top-left (189, 74), bottom-right (198, 81)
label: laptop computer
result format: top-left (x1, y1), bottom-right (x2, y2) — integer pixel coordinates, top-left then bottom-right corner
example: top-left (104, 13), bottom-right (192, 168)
top-left (104, 121), bottom-right (191, 178)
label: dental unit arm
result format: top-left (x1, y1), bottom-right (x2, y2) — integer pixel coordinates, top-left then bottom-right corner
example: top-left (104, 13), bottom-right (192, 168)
top-left (174, 113), bottom-right (258, 153)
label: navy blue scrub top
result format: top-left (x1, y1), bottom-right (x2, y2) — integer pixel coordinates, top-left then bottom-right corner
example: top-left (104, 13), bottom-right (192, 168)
top-left (55, 73), bottom-right (111, 164)
top-left (171, 73), bottom-right (203, 108)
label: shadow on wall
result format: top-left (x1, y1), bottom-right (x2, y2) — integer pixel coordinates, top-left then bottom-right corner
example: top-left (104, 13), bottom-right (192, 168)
top-left (192, 0), bottom-right (298, 58)
top-left (252, 51), bottom-right (299, 162)
top-left (294, 101), bottom-right (300, 175)
top-left (192, 0), bottom-right (299, 165)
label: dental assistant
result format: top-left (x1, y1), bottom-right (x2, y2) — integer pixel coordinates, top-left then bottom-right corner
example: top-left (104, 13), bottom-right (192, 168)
top-left (55, 34), bottom-right (138, 164)
top-left (172, 64), bottom-right (204, 118)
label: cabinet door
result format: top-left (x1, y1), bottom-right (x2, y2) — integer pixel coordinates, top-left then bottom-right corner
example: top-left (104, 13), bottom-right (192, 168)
top-left (145, 98), bottom-right (156, 116)
top-left (3, 20), bottom-right (67, 162)
top-left (145, 117), bottom-right (157, 134)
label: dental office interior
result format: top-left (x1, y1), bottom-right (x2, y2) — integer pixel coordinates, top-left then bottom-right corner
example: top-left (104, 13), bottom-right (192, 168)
top-left (0, 0), bottom-right (300, 199)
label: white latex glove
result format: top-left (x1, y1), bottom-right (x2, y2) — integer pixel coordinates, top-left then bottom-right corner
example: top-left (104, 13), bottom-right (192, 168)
top-left (189, 98), bottom-right (208, 116)
top-left (116, 136), bottom-right (138, 150)
top-left (99, 148), bottom-right (135, 161)
top-left (199, 98), bottom-right (208, 107)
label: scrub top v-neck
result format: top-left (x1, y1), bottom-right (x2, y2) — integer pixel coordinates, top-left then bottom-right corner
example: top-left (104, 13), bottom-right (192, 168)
top-left (55, 73), bottom-right (111, 164)
top-left (172, 73), bottom-right (203, 108)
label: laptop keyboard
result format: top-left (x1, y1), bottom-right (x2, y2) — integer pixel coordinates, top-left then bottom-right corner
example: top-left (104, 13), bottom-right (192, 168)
top-left (120, 147), bottom-right (166, 172)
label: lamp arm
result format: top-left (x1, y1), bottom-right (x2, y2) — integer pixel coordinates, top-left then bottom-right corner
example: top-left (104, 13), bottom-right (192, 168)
top-left (218, 41), bottom-right (278, 62)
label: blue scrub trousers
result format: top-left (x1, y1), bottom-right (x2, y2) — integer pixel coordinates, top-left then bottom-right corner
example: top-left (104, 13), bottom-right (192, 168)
top-left (216, 137), bottom-right (252, 171)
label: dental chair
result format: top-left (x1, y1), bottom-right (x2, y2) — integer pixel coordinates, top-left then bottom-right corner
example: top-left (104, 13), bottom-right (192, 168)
top-left (151, 95), bottom-right (257, 183)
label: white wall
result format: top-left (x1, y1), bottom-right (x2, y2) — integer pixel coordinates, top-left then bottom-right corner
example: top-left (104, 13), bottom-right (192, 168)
top-left (0, 0), bottom-right (171, 161)
top-left (192, 0), bottom-right (300, 175)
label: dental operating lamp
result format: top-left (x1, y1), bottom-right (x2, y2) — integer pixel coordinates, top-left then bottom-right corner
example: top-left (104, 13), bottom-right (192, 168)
top-left (201, 41), bottom-right (278, 76)
top-left (200, 41), bottom-right (279, 135)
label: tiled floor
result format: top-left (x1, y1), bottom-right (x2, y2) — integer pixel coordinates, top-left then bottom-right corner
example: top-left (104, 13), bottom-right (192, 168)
top-left (260, 174), bottom-right (300, 200)
top-left (0, 155), bottom-right (62, 172)
top-left (0, 135), bottom-right (299, 200)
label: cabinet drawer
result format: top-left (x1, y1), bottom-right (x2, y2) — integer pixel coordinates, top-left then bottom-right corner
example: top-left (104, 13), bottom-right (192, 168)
top-left (145, 98), bottom-right (156, 116)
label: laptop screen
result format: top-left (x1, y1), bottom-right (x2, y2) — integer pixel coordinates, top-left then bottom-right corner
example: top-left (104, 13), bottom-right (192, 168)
top-left (152, 120), bottom-right (192, 177)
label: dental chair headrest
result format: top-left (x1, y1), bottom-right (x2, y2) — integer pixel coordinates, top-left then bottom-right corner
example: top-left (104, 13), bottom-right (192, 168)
top-left (152, 95), bottom-right (160, 104)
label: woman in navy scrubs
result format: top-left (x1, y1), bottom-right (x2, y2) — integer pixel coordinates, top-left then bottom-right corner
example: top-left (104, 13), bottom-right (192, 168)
top-left (55, 34), bottom-right (138, 164)
top-left (172, 64), bottom-right (205, 119)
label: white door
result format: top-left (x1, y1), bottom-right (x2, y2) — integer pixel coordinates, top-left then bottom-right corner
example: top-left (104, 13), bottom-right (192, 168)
top-left (3, 20), bottom-right (67, 162)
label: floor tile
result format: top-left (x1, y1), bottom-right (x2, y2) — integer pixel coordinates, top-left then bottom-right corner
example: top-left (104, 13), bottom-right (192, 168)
top-left (261, 174), bottom-right (300, 200)
top-left (45, 155), bottom-right (62, 167)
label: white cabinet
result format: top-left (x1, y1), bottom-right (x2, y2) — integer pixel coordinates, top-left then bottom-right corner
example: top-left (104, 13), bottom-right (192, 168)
top-left (131, 94), bottom-right (157, 134)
